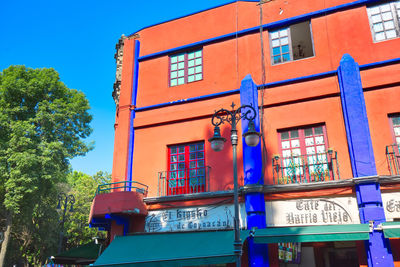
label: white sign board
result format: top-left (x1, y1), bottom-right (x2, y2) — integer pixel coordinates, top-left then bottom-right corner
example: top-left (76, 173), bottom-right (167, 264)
top-left (382, 192), bottom-right (400, 221)
top-left (265, 196), bottom-right (360, 227)
top-left (145, 204), bottom-right (246, 232)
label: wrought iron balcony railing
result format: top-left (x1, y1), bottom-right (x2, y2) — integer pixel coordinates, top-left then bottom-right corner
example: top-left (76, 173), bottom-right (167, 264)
top-left (158, 166), bottom-right (211, 196)
top-left (95, 181), bottom-right (148, 197)
top-left (386, 144), bottom-right (400, 175)
top-left (272, 150), bottom-right (340, 185)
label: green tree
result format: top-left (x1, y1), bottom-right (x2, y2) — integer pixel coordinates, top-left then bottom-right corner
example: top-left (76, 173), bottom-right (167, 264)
top-left (0, 66), bottom-right (93, 266)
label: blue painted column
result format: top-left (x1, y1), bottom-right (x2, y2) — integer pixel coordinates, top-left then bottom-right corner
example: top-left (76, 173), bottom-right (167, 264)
top-left (126, 40), bottom-right (140, 188)
top-left (338, 54), bottom-right (393, 267)
top-left (240, 75), bottom-right (269, 267)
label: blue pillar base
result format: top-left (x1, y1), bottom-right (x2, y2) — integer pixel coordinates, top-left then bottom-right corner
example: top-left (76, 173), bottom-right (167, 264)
top-left (248, 238), bottom-right (270, 267)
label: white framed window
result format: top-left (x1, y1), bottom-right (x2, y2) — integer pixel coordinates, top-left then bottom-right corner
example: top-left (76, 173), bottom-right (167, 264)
top-left (269, 21), bottom-right (315, 65)
top-left (367, 1), bottom-right (400, 42)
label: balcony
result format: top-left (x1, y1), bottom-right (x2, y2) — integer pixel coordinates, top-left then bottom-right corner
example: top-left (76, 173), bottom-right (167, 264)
top-left (96, 181), bottom-right (148, 197)
top-left (272, 150), bottom-right (340, 185)
top-left (158, 166), bottom-right (211, 196)
top-left (386, 144), bottom-right (400, 175)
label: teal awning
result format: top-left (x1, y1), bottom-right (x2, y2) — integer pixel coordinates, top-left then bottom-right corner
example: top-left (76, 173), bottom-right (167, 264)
top-left (52, 242), bottom-right (102, 265)
top-left (253, 224), bottom-right (370, 243)
top-left (382, 222), bottom-right (400, 238)
top-left (93, 230), bottom-right (249, 267)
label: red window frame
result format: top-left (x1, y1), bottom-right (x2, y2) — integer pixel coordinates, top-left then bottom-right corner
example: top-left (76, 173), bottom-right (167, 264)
top-left (169, 49), bottom-right (203, 87)
top-left (278, 125), bottom-right (330, 182)
top-left (167, 142), bottom-right (206, 195)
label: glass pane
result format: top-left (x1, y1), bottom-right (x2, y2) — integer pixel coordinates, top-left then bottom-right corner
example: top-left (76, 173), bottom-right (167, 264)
top-left (178, 163), bottom-right (185, 170)
top-left (178, 179), bottom-right (185, 186)
top-left (317, 145), bottom-right (326, 153)
top-left (394, 127), bottom-right (400, 135)
top-left (188, 75), bottom-right (195, 83)
top-left (373, 23), bottom-right (384, 32)
top-left (281, 140), bottom-right (290, 149)
top-left (381, 12), bottom-right (393, 21)
top-left (369, 6), bottom-right (380, 15)
top-left (198, 160), bottom-right (204, 167)
top-left (279, 29), bottom-right (288, 37)
top-left (188, 67), bottom-right (195, 75)
top-left (178, 62), bottom-right (185, 69)
top-left (291, 139), bottom-right (300, 148)
top-left (171, 147), bottom-right (177, 154)
top-left (170, 56), bottom-right (178, 63)
top-left (384, 20), bottom-right (395, 30)
top-left (177, 54), bottom-right (185, 61)
top-left (386, 29), bottom-right (397, 38)
top-left (170, 172), bottom-right (177, 178)
top-left (195, 58), bottom-right (202, 65)
top-left (272, 47), bottom-right (281, 56)
top-left (306, 147), bottom-right (316, 155)
top-left (304, 128), bottom-right (313, 136)
top-left (315, 136), bottom-right (324, 145)
top-left (195, 66), bottom-right (202, 73)
top-left (170, 164), bottom-right (177, 171)
top-left (282, 149), bottom-right (291, 157)
top-left (178, 170), bottom-right (185, 178)
top-left (178, 70), bottom-right (185, 77)
top-left (169, 179), bottom-right (176, 187)
top-left (195, 73), bottom-right (202, 80)
top-left (197, 152), bottom-right (204, 159)
top-left (178, 77), bottom-right (185, 85)
top-left (197, 168), bottom-right (205, 175)
top-left (190, 153), bottom-right (196, 160)
top-left (281, 37), bottom-right (289, 45)
top-left (197, 143), bottom-right (204, 150)
top-left (171, 155), bottom-right (177, 162)
top-left (281, 132), bottom-right (289, 140)
top-left (170, 71), bottom-right (177, 78)
top-left (376, 32), bottom-right (386, 41)
top-left (393, 116), bottom-right (400, 125)
top-left (190, 169), bottom-right (196, 178)
top-left (396, 137), bottom-right (400, 144)
top-left (273, 55), bottom-right (281, 64)
top-left (171, 64), bottom-right (178, 71)
top-left (314, 126), bottom-right (323, 135)
top-left (305, 137), bottom-right (314, 146)
top-left (195, 50), bottom-right (202, 57)
top-left (372, 14), bottom-right (382, 23)
top-left (290, 130), bottom-right (299, 138)
top-left (270, 31), bottom-right (279, 39)
top-left (271, 39), bottom-right (280, 47)
top-left (188, 60), bottom-right (195, 67)
top-left (282, 53), bottom-right (291, 62)
top-left (178, 154), bottom-right (185, 161)
top-left (189, 145), bottom-right (196, 152)
top-left (282, 45), bottom-right (289, 53)
top-left (189, 161), bottom-right (196, 168)
top-left (292, 148), bottom-right (301, 156)
top-left (178, 146), bottom-right (185, 153)
top-left (170, 79), bottom-right (177, 86)
top-left (188, 52), bottom-right (195, 59)
top-left (381, 4), bottom-right (391, 12)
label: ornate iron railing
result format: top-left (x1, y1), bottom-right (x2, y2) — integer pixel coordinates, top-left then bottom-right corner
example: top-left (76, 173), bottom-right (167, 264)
top-left (158, 166), bottom-right (211, 196)
top-left (96, 181), bottom-right (148, 197)
top-left (386, 144), bottom-right (400, 175)
top-left (272, 150), bottom-right (340, 184)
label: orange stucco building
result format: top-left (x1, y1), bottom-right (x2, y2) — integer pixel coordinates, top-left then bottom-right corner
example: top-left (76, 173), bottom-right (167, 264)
top-left (90, 0), bottom-right (400, 266)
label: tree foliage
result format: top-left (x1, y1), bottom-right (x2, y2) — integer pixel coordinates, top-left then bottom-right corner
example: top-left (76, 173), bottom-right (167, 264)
top-left (0, 65), bottom-right (94, 266)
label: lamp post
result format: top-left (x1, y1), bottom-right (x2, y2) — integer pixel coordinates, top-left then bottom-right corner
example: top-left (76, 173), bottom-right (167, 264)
top-left (56, 193), bottom-right (75, 254)
top-left (209, 103), bottom-right (260, 267)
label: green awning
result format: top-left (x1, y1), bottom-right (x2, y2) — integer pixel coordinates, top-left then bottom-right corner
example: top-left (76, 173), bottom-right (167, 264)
top-left (382, 222), bottom-right (400, 238)
top-left (253, 224), bottom-right (370, 243)
top-left (93, 230), bottom-right (249, 267)
top-left (52, 242), bottom-right (102, 265)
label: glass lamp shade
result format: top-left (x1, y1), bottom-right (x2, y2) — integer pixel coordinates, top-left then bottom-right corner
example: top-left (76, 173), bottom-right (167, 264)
top-left (243, 120), bottom-right (261, 147)
top-left (208, 126), bottom-right (226, 152)
top-left (210, 139), bottom-right (225, 151)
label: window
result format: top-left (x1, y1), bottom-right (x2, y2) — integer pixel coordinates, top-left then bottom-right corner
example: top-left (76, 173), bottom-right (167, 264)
top-left (390, 114), bottom-right (400, 145)
top-left (367, 1), bottom-right (400, 42)
top-left (167, 142), bottom-right (206, 195)
top-left (277, 125), bottom-right (331, 182)
top-left (270, 21), bottom-right (314, 65)
top-left (169, 49), bottom-right (203, 86)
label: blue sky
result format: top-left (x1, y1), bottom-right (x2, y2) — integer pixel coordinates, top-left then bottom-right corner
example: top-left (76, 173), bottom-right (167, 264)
top-left (0, 0), bottom-right (231, 175)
